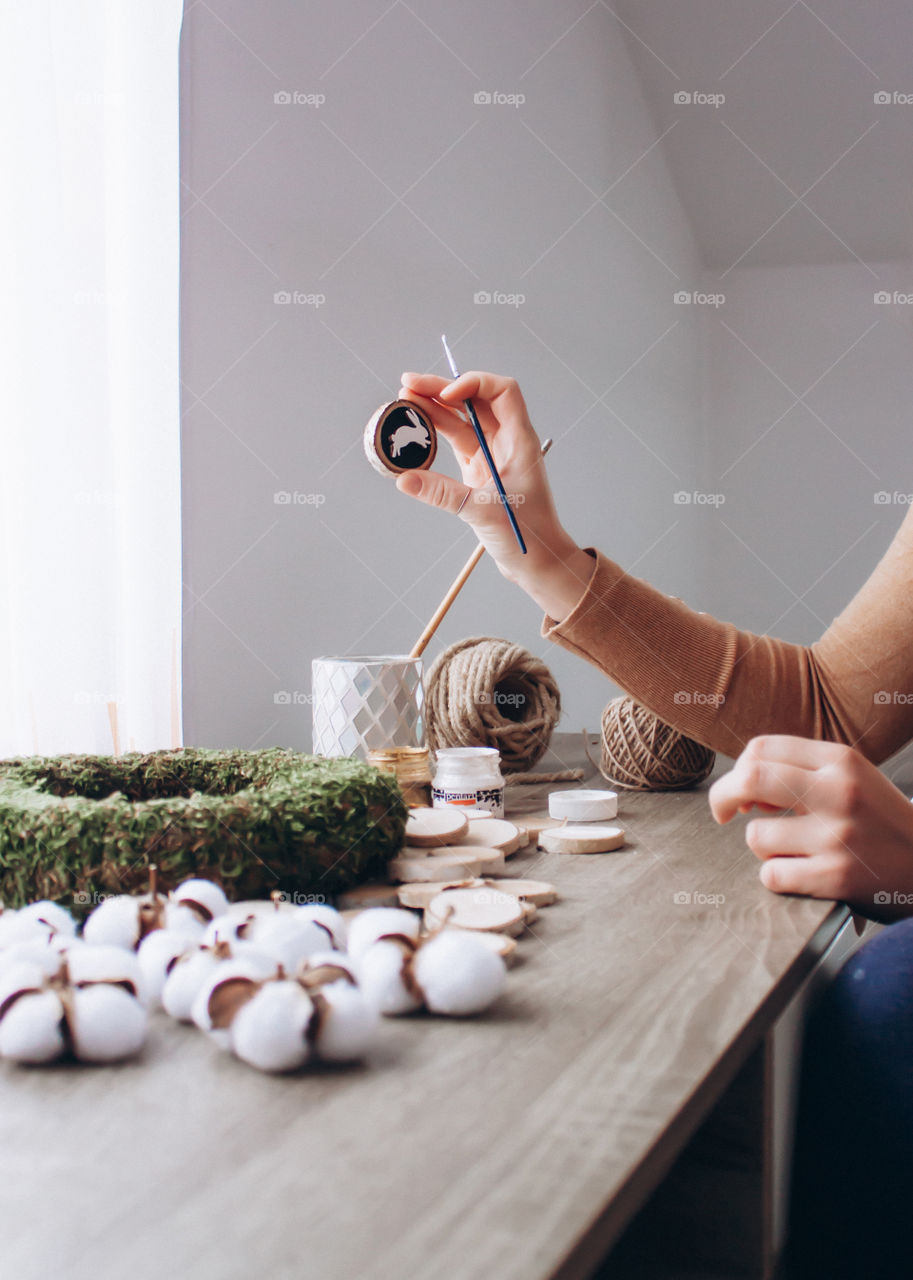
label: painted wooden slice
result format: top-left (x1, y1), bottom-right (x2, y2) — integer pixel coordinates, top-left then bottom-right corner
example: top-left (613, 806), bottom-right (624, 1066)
top-left (364, 400), bottom-right (437, 477)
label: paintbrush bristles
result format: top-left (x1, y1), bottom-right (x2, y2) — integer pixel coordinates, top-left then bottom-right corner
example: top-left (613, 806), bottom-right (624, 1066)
top-left (441, 334), bottom-right (459, 379)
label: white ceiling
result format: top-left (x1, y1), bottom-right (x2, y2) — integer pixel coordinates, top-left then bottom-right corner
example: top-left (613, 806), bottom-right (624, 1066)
top-left (614, 0), bottom-right (913, 269)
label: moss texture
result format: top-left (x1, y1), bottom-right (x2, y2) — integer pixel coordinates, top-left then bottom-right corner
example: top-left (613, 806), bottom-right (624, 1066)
top-left (0, 748), bottom-right (407, 910)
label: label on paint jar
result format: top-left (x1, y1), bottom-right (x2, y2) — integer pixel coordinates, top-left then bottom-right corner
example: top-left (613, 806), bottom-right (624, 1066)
top-left (432, 784), bottom-right (504, 819)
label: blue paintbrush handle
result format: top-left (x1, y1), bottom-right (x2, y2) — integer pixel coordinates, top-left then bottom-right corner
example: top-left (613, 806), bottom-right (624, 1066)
top-left (440, 332), bottom-right (527, 554)
top-left (461, 397), bottom-right (527, 554)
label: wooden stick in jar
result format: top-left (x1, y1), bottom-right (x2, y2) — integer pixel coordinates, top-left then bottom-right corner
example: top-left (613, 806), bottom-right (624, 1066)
top-left (409, 438), bottom-right (553, 660)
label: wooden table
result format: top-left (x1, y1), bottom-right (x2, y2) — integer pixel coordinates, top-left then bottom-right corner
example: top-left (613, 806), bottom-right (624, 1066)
top-left (0, 734), bottom-right (859, 1280)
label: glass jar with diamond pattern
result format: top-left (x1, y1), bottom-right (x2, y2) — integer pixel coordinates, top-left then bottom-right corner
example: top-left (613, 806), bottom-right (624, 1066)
top-left (311, 655), bottom-right (425, 758)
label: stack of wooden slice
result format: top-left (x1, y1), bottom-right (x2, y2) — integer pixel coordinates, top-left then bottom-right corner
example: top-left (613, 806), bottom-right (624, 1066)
top-left (389, 847), bottom-right (505, 881)
top-left (339, 810), bottom-right (562, 966)
top-left (388, 809), bottom-right (531, 883)
top-left (397, 877), bottom-right (559, 910)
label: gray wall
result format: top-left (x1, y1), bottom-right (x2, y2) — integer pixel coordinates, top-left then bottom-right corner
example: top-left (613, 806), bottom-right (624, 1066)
top-left (697, 259), bottom-right (913, 642)
top-left (180, 1), bottom-right (706, 749)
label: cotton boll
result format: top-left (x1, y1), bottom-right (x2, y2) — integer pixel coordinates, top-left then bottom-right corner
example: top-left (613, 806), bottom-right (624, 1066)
top-left (162, 902), bottom-right (207, 941)
top-left (166, 946), bottom-right (277, 1025)
top-left (0, 934), bottom-right (72, 978)
top-left (171, 878), bottom-right (230, 924)
top-left (225, 900), bottom-right (298, 923)
top-left (0, 990), bottom-right (66, 1064)
top-left (0, 901), bottom-right (76, 948)
top-left (0, 960), bottom-right (47, 1013)
top-left (82, 893), bottom-right (204, 952)
top-left (228, 981), bottom-right (313, 1074)
top-left (347, 908), bottom-right (420, 963)
top-left (356, 940), bottom-right (422, 1016)
top-left (137, 929), bottom-right (198, 1008)
top-left (68, 984), bottom-right (147, 1063)
top-left (246, 914), bottom-right (330, 971)
top-left (189, 955), bottom-right (281, 1041)
top-left (202, 913), bottom-right (253, 948)
top-left (82, 896), bottom-right (146, 950)
top-left (0, 952), bottom-right (149, 1066)
top-left (162, 950), bottom-right (221, 1022)
top-left (297, 954), bottom-right (376, 1056)
top-left (295, 904), bottom-right (346, 951)
top-left (312, 981), bottom-right (379, 1062)
top-left (66, 942), bottom-right (147, 1005)
top-left (16, 900), bottom-right (76, 940)
top-left (301, 952), bottom-right (358, 983)
top-left (412, 931), bottom-right (506, 1016)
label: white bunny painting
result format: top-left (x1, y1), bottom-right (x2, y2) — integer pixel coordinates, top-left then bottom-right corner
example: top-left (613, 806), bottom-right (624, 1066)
top-left (363, 399), bottom-right (437, 477)
top-left (389, 406), bottom-right (431, 458)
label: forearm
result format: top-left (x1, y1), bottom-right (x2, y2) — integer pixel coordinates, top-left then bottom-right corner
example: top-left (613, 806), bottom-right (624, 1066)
top-left (526, 547), bottom-right (902, 762)
top-left (532, 548), bottom-right (746, 755)
top-left (509, 541), bottom-right (598, 620)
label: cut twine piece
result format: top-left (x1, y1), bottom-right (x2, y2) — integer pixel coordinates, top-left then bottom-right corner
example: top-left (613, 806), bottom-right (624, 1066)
top-left (504, 767), bottom-right (585, 787)
top-left (585, 696), bottom-right (715, 791)
top-left (424, 637), bottom-right (560, 774)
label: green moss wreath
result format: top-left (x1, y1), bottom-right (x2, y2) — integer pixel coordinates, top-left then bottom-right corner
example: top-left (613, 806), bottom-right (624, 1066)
top-left (0, 748), bottom-right (407, 910)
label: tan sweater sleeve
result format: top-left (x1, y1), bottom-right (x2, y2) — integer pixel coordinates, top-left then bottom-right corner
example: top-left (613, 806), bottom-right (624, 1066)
top-left (541, 506), bottom-right (913, 764)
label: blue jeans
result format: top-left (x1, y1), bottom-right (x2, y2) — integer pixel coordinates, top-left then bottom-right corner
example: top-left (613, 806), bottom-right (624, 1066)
top-left (785, 917), bottom-right (913, 1278)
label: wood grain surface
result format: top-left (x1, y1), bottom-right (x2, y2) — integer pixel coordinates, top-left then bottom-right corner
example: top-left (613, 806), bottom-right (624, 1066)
top-left (0, 734), bottom-right (849, 1280)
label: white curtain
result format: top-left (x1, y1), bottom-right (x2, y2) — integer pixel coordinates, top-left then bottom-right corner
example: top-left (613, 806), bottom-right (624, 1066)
top-left (0, 1), bottom-right (183, 757)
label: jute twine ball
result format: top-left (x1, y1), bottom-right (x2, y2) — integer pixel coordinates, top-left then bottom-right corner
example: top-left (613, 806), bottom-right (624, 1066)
top-left (599, 696), bottom-right (715, 790)
top-left (424, 636), bottom-right (560, 773)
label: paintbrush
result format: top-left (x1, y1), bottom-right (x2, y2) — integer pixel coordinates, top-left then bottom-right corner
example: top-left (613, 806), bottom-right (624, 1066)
top-left (441, 334), bottom-right (527, 555)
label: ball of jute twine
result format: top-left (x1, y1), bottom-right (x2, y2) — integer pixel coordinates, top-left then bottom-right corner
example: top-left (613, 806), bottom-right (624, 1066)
top-left (424, 637), bottom-right (561, 774)
top-left (591, 695), bottom-right (716, 791)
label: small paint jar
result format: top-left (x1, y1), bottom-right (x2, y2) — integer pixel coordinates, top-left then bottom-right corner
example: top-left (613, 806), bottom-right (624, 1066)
top-left (432, 746), bottom-right (504, 819)
top-left (367, 746), bottom-right (433, 808)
